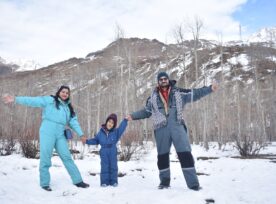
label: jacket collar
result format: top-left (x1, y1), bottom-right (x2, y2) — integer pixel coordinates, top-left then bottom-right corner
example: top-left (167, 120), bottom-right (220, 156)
top-left (101, 124), bottom-right (115, 134)
top-left (58, 97), bottom-right (70, 105)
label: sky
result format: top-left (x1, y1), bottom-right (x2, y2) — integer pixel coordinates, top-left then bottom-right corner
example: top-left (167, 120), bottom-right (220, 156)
top-left (0, 0), bottom-right (275, 67)
top-left (233, 0), bottom-right (276, 34)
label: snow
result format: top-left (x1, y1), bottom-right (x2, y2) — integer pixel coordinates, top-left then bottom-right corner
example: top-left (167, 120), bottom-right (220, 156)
top-left (228, 54), bottom-right (249, 66)
top-left (248, 27), bottom-right (276, 44)
top-left (266, 56), bottom-right (276, 62)
top-left (137, 81), bottom-right (152, 96)
top-left (1, 142), bottom-right (276, 204)
top-left (168, 65), bottom-right (182, 77)
top-left (246, 79), bottom-right (254, 84)
top-left (100, 71), bottom-right (110, 80)
top-left (211, 55), bottom-right (221, 64)
top-left (113, 56), bottom-right (124, 62)
top-left (0, 56), bottom-right (42, 72)
top-left (232, 76), bottom-right (243, 81)
top-left (159, 62), bottom-right (167, 69)
top-left (0, 56), bottom-right (7, 64)
top-left (197, 55), bottom-right (231, 87)
top-left (8, 59), bottom-right (42, 72)
top-left (88, 79), bottom-right (96, 85)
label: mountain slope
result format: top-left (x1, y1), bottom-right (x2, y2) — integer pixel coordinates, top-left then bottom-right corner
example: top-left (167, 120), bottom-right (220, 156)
top-left (0, 37), bottom-right (275, 142)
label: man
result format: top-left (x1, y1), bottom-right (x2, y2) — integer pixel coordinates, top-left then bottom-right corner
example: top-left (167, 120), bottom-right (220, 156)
top-left (126, 72), bottom-right (218, 190)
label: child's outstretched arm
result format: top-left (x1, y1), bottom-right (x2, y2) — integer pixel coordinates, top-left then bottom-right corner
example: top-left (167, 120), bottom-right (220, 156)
top-left (116, 118), bottom-right (128, 140)
top-left (86, 133), bottom-right (100, 145)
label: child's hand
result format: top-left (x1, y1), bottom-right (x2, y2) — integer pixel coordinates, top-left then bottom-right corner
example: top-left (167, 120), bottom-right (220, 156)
top-left (125, 115), bottom-right (133, 121)
top-left (81, 136), bottom-right (87, 144)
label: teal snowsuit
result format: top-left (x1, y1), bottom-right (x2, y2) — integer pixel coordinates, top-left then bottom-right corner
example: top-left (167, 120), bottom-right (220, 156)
top-left (15, 96), bottom-right (84, 187)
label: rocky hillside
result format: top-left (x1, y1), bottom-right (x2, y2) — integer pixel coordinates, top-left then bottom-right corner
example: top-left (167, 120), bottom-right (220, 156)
top-left (0, 34), bottom-right (275, 143)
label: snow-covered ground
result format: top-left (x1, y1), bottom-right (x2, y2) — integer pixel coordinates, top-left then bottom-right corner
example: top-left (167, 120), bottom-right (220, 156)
top-left (1, 142), bottom-right (276, 204)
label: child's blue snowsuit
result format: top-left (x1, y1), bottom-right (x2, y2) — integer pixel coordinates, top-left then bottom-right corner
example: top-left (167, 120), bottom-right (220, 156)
top-left (86, 119), bottom-right (128, 185)
top-left (15, 96), bottom-right (84, 187)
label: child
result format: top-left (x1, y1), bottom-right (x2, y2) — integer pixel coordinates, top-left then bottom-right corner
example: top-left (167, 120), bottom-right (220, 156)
top-left (86, 113), bottom-right (128, 187)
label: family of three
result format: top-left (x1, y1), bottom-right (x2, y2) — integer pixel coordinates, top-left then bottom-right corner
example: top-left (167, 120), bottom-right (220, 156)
top-left (2, 72), bottom-right (218, 191)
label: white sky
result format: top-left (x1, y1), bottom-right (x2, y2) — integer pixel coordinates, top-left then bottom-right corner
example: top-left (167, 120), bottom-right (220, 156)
top-left (0, 0), bottom-right (248, 66)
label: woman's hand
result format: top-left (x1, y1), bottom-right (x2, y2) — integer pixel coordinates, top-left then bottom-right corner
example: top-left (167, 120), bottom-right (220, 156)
top-left (2, 94), bottom-right (15, 104)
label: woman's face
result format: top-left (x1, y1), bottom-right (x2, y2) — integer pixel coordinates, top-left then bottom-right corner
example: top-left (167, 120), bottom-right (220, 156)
top-left (59, 88), bottom-right (70, 101)
top-left (106, 119), bottom-right (114, 130)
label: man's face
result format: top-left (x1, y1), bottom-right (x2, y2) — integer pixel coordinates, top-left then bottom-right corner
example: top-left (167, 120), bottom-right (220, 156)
top-left (158, 77), bottom-right (169, 88)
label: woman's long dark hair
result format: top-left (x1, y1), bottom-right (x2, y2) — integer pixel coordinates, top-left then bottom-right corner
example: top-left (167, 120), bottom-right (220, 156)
top-left (51, 85), bottom-right (76, 118)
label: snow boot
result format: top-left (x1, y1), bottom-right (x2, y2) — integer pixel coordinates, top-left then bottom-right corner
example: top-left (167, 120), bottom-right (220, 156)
top-left (75, 181), bottom-right (89, 188)
top-left (42, 186), bottom-right (52, 191)
top-left (158, 184), bottom-right (170, 189)
top-left (158, 177), bottom-right (170, 189)
top-left (190, 185), bottom-right (202, 191)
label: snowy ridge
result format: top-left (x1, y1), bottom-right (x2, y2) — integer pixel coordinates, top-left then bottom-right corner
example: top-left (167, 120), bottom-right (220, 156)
top-left (8, 59), bottom-right (42, 72)
top-left (248, 27), bottom-right (276, 44)
top-left (0, 56), bottom-right (7, 64)
top-left (0, 57), bottom-right (42, 72)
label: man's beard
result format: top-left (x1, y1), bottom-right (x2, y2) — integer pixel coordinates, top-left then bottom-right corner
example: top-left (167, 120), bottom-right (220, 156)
top-left (159, 82), bottom-right (169, 88)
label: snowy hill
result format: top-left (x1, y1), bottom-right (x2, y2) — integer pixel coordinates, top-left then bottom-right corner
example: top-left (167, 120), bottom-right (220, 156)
top-left (0, 36), bottom-right (276, 143)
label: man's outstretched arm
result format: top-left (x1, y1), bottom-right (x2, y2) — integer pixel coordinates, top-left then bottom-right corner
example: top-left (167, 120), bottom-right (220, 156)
top-left (129, 97), bottom-right (152, 120)
top-left (182, 82), bottom-right (218, 103)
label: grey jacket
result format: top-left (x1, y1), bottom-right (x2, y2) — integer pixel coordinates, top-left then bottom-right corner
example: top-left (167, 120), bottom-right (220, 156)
top-left (131, 80), bottom-right (213, 128)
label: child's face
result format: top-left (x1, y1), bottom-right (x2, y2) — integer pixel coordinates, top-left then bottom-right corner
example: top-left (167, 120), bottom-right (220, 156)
top-left (106, 119), bottom-right (114, 130)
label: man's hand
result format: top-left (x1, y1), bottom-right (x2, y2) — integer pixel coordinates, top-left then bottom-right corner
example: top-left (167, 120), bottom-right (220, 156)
top-left (2, 94), bottom-right (15, 104)
top-left (125, 115), bottom-right (133, 121)
top-left (211, 81), bottom-right (219, 92)
top-left (80, 136), bottom-right (87, 144)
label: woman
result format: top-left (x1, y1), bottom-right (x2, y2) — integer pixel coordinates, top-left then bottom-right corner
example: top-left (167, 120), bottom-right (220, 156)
top-left (2, 86), bottom-right (89, 191)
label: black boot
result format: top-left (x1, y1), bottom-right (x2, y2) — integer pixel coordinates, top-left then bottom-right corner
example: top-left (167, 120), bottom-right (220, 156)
top-left (158, 178), bottom-right (170, 189)
top-left (42, 186), bottom-right (52, 191)
top-left (190, 185), bottom-right (202, 191)
top-left (75, 181), bottom-right (90, 188)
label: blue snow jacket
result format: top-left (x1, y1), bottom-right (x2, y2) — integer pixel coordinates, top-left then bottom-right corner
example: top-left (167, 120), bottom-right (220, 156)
top-left (86, 119), bottom-right (128, 185)
top-left (86, 119), bottom-right (128, 147)
top-left (15, 96), bottom-right (84, 136)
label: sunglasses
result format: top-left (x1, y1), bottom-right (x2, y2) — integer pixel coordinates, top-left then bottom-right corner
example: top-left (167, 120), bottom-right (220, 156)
top-left (159, 77), bottom-right (168, 82)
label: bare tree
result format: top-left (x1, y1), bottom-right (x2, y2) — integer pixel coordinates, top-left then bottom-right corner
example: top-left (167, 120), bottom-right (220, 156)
top-left (186, 15), bottom-right (203, 82)
top-left (217, 32), bottom-right (227, 149)
top-left (172, 23), bottom-right (188, 87)
top-left (184, 16), bottom-right (204, 144)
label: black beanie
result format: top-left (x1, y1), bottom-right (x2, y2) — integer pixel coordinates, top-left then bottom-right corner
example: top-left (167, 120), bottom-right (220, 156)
top-left (157, 72), bottom-right (169, 81)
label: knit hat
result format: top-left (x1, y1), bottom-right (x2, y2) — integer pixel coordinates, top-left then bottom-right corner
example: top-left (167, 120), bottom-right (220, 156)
top-left (105, 113), bottom-right (117, 129)
top-left (157, 72), bottom-right (169, 81)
